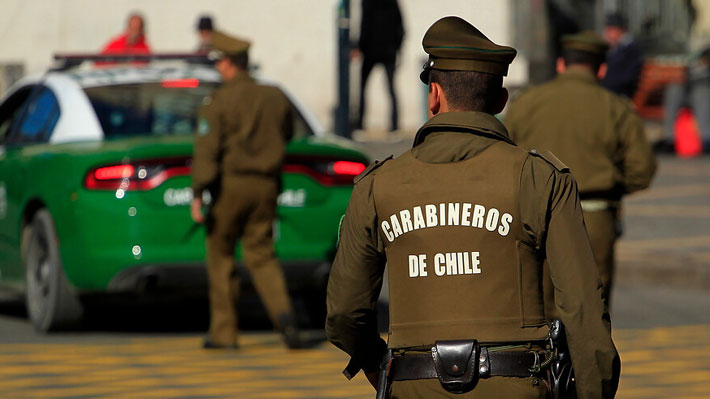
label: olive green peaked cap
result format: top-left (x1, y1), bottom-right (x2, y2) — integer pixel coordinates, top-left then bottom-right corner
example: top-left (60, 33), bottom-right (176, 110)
top-left (420, 16), bottom-right (517, 83)
top-left (561, 31), bottom-right (609, 55)
top-left (209, 31), bottom-right (251, 59)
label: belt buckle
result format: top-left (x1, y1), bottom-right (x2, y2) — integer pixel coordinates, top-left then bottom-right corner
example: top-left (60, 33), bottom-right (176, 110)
top-left (431, 340), bottom-right (480, 394)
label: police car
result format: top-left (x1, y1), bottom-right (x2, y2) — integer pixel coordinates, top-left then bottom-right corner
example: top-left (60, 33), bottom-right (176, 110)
top-left (0, 54), bottom-right (368, 331)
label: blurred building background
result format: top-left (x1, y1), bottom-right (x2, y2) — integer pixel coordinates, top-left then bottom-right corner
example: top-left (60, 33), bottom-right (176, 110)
top-left (0, 0), bottom-right (707, 133)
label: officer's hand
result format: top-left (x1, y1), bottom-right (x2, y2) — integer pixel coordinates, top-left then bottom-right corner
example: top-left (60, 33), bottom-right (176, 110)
top-left (365, 371), bottom-right (379, 389)
top-left (191, 198), bottom-right (205, 224)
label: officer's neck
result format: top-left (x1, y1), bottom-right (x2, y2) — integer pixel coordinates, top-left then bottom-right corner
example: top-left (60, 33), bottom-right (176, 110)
top-left (562, 64), bottom-right (598, 78)
top-left (222, 67), bottom-right (248, 82)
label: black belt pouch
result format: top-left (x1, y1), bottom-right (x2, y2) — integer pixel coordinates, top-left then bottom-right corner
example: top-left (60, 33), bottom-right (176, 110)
top-left (431, 340), bottom-right (480, 394)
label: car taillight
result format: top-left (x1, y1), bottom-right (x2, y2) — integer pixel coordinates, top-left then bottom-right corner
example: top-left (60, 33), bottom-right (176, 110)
top-left (161, 78), bottom-right (200, 88)
top-left (332, 161), bottom-right (367, 176)
top-left (94, 165), bottom-right (134, 180)
top-left (84, 156), bottom-right (368, 190)
top-left (283, 156), bottom-right (367, 186)
top-left (84, 158), bottom-right (192, 191)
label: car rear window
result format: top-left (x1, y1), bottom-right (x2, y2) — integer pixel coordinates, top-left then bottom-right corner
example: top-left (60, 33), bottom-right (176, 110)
top-left (84, 82), bottom-right (315, 139)
top-left (84, 82), bottom-right (218, 138)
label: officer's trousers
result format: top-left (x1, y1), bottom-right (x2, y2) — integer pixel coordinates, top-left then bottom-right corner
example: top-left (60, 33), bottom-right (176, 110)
top-left (390, 377), bottom-right (548, 399)
top-left (205, 175), bottom-right (293, 345)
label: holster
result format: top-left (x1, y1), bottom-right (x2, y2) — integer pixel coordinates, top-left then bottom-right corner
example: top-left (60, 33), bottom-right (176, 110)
top-left (431, 340), bottom-right (481, 394)
top-left (375, 349), bottom-right (393, 399)
top-left (546, 319), bottom-right (577, 399)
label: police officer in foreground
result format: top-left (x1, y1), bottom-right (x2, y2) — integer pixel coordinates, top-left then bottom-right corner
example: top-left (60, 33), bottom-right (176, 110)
top-left (326, 17), bottom-right (620, 398)
top-left (190, 31), bottom-right (301, 349)
top-left (505, 31), bottom-right (656, 307)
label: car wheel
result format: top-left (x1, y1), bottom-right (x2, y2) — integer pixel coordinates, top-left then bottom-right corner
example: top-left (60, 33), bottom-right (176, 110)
top-left (23, 209), bottom-right (83, 331)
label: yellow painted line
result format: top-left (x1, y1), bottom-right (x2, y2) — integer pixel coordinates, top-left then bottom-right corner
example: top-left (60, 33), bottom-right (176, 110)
top-left (613, 325), bottom-right (710, 399)
top-left (1, 328), bottom-right (708, 399)
top-left (18, 384), bottom-right (135, 397)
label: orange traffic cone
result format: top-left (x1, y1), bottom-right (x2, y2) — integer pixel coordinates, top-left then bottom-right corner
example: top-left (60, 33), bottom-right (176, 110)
top-left (674, 108), bottom-right (702, 158)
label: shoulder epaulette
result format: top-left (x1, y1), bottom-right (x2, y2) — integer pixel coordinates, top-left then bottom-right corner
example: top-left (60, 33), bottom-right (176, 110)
top-left (354, 155), bottom-right (393, 184)
top-left (528, 149), bottom-right (569, 172)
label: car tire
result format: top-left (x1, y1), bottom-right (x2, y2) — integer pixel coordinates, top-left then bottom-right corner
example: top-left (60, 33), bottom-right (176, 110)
top-left (23, 209), bottom-right (83, 331)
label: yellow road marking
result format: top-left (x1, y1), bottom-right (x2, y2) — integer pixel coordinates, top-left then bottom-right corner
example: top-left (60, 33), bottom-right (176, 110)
top-left (1, 327), bottom-right (708, 398)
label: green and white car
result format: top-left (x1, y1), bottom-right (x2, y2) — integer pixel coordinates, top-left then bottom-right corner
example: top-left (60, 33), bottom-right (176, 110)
top-left (0, 55), bottom-right (368, 331)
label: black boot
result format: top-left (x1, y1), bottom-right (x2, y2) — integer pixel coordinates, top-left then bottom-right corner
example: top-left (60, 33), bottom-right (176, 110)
top-left (202, 336), bottom-right (238, 349)
top-left (278, 313), bottom-right (303, 349)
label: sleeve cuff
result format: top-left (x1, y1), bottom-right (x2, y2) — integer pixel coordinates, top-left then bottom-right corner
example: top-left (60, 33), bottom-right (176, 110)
top-left (341, 337), bottom-right (387, 380)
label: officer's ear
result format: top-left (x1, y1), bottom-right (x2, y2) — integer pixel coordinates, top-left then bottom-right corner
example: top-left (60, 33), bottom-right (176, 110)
top-left (597, 63), bottom-right (608, 80)
top-left (492, 87), bottom-right (508, 115)
top-left (428, 82), bottom-right (444, 117)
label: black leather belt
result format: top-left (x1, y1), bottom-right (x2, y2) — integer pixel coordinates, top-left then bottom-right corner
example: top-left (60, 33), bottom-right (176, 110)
top-left (391, 347), bottom-right (541, 381)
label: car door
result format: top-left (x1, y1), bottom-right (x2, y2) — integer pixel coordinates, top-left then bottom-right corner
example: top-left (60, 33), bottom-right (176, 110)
top-left (0, 85), bottom-right (60, 286)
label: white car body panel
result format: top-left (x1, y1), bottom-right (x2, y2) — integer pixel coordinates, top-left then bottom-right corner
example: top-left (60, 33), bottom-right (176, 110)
top-left (43, 74), bottom-right (103, 144)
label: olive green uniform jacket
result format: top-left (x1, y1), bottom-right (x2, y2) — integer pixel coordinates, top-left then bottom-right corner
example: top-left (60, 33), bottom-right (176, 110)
top-left (191, 73), bottom-right (293, 195)
top-left (504, 69), bottom-right (656, 304)
top-left (326, 111), bottom-right (620, 399)
top-left (504, 69), bottom-right (655, 199)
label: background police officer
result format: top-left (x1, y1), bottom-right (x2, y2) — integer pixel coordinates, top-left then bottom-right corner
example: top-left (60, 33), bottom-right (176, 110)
top-left (190, 31), bottom-right (301, 349)
top-left (326, 17), bottom-right (619, 399)
top-left (505, 31), bottom-right (656, 307)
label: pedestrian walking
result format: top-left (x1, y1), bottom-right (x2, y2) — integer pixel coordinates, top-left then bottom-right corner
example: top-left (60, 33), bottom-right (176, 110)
top-left (190, 31), bottom-right (301, 349)
top-left (354, 0), bottom-right (404, 132)
top-left (600, 13), bottom-right (643, 98)
top-left (505, 31), bottom-right (656, 307)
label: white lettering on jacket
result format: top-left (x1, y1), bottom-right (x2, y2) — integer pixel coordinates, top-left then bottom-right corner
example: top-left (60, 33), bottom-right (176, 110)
top-left (381, 202), bottom-right (513, 243)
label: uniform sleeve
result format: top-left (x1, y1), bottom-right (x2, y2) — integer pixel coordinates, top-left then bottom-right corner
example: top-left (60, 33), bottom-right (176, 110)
top-left (520, 158), bottom-right (621, 399)
top-left (191, 99), bottom-right (223, 195)
top-left (326, 173), bottom-right (387, 379)
top-left (617, 104), bottom-right (656, 194)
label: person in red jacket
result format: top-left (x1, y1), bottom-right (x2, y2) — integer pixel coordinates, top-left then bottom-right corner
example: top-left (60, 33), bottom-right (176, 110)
top-left (102, 13), bottom-right (151, 54)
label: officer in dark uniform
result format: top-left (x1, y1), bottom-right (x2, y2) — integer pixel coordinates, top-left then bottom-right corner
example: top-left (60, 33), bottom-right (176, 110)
top-left (190, 31), bottom-right (301, 349)
top-left (505, 31), bottom-right (656, 307)
top-left (326, 17), bottom-right (620, 399)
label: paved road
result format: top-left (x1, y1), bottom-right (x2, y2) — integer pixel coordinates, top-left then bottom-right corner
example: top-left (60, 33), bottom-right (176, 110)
top-left (1, 143), bottom-right (708, 398)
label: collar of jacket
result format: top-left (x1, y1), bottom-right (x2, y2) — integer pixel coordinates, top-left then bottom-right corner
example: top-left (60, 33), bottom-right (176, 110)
top-left (412, 111), bottom-right (515, 148)
top-left (224, 72), bottom-right (254, 86)
top-left (558, 68), bottom-right (599, 85)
